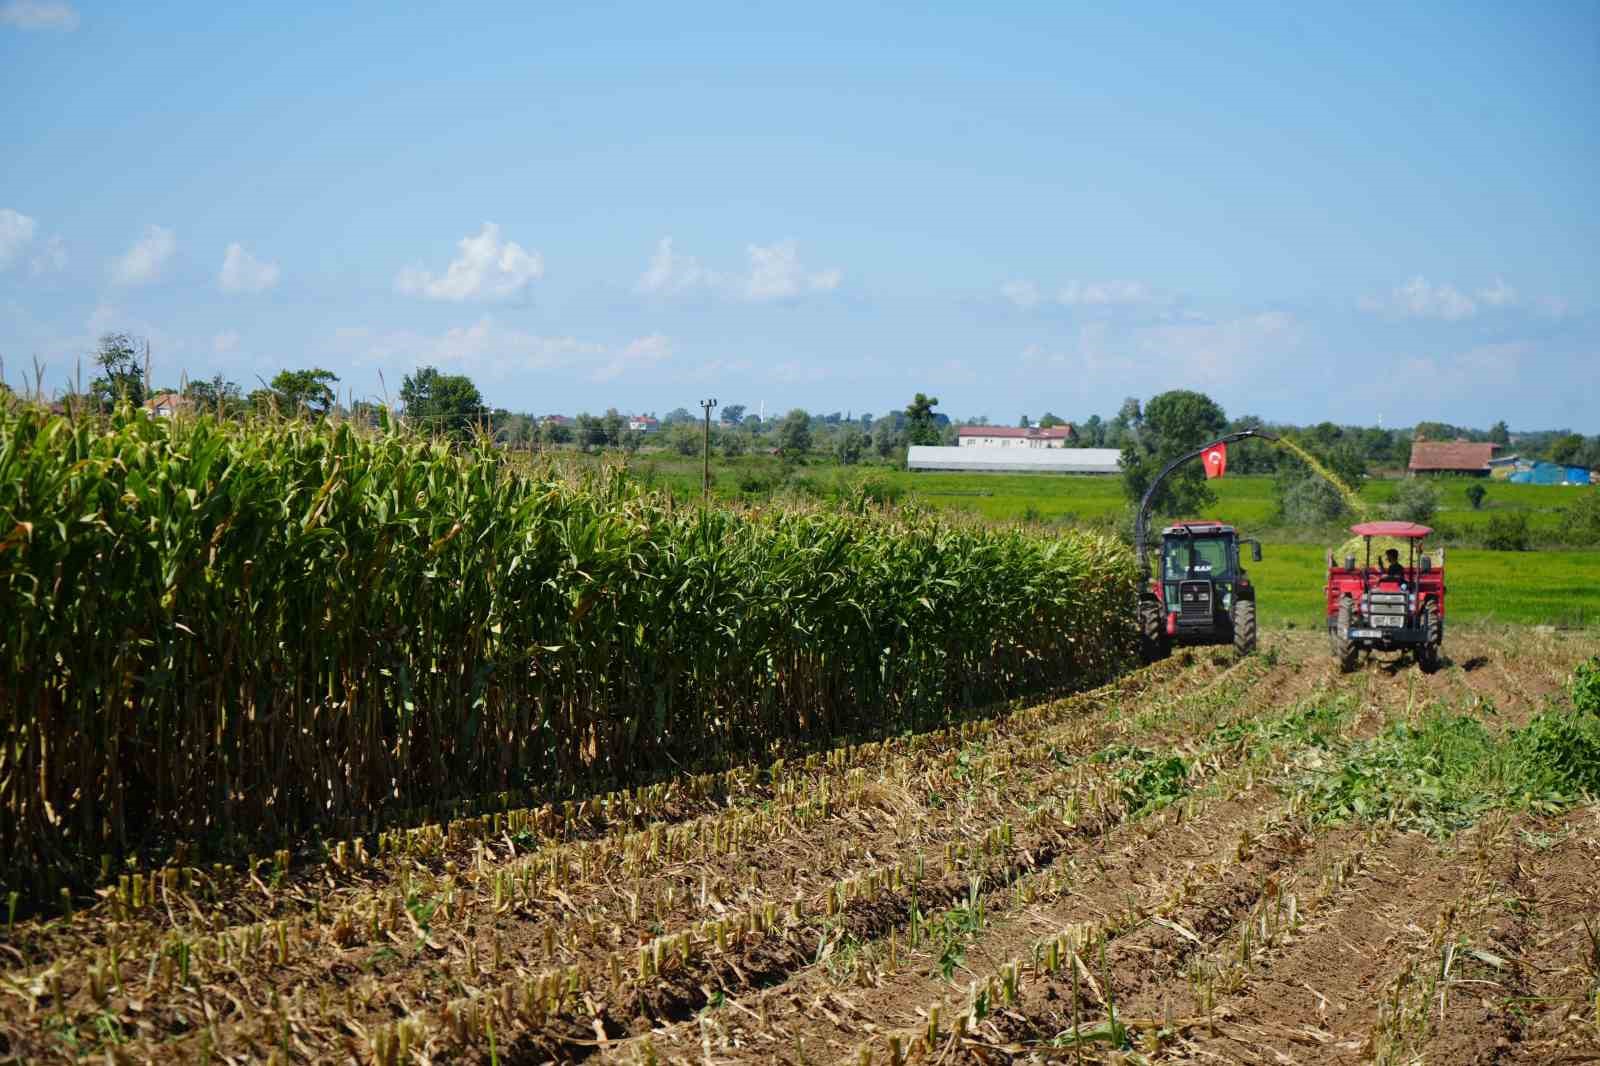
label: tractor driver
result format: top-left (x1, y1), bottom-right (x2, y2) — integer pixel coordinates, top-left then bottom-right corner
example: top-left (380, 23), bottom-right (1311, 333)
top-left (1381, 548), bottom-right (1405, 583)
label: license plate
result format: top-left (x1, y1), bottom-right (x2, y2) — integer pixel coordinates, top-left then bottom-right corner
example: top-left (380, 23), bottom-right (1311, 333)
top-left (1350, 628), bottom-right (1383, 639)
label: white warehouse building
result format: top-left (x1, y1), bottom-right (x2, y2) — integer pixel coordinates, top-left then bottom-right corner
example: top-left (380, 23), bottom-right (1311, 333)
top-left (906, 446), bottom-right (1123, 474)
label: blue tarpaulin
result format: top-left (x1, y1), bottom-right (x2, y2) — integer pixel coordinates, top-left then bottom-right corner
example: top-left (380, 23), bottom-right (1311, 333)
top-left (1509, 461), bottom-right (1592, 485)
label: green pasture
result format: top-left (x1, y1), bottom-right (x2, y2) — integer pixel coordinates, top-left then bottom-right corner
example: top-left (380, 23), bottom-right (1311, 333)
top-left (894, 469), bottom-right (1581, 540)
top-left (621, 451), bottom-right (1587, 543)
top-left (1248, 544), bottom-right (1600, 630)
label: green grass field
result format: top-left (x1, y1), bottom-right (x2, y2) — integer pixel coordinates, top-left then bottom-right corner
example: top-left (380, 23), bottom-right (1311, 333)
top-left (623, 452), bottom-right (1587, 541)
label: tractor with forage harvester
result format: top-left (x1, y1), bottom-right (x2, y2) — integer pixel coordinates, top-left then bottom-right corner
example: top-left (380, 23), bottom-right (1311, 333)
top-left (1325, 521), bottom-right (1446, 672)
top-left (1133, 430), bottom-right (1276, 663)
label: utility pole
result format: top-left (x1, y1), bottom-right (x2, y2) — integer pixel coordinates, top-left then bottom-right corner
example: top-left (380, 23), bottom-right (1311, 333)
top-left (700, 398), bottom-right (718, 502)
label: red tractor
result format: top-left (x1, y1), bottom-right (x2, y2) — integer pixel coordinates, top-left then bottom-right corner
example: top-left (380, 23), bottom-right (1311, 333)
top-left (1325, 521), bottom-right (1445, 672)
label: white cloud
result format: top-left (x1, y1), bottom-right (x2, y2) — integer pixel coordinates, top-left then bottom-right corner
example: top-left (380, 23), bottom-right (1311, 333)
top-left (1003, 276), bottom-right (1160, 311)
top-left (637, 237), bottom-right (714, 294)
top-left (0, 208), bottom-right (35, 268)
top-left (1361, 276), bottom-right (1477, 321)
top-left (30, 235), bottom-right (66, 274)
top-left (1476, 279), bottom-right (1517, 308)
top-left (1000, 279), bottom-right (1040, 309)
top-left (1, 1), bottom-right (79, 30)
top-left (1057, 280), bottom-right (1154, 307)
top-left (1020, 310), bottom-right (1300, 386)
top-left (336, 318), bottom-right (671, 382)
top-left (593, 334), bottom-right (673, 382)
top-left (743, 240), bottom-right (841, 301)
top-left (218, 242), bottom-right (280, 293)
top-left (111, 225), bottom-right (175, 285)
top-left (395, 223), bottom-right (543, 302)
top-left (636, 238), bottom-right (840, 302)
top-left (213, 331), bottom-right (240, 354)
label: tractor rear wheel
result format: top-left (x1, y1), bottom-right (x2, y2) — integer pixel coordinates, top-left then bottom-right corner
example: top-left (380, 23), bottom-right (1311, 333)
top-left (1333, 596), bottom-right (1359, 673)
top-left (1232, 596), bottom-right (1257, 657)
top-left (1417, 601), bottom-right (1442, 673)
top-left (1138, 597), bottom-right (1169, 663)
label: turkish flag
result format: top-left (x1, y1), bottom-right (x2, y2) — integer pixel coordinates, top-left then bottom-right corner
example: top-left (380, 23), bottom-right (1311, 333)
top-left (1202, 442), bottom-right (1228, 479)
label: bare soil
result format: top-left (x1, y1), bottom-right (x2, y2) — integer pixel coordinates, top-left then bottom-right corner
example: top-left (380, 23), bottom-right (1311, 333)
top-left (0, 626), bottom-right (1593, 1066)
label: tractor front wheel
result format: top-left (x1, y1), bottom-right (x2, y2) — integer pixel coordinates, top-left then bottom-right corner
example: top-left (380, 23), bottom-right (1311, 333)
top-left (1417, 601), bottom-right (1442, 673)
top-left (1138, 597), bottom-right (1169, 664)
top-left (1232, 596), bottom-right (1257, 658)
top-left (1333, 596), bottom-right (1359, 673)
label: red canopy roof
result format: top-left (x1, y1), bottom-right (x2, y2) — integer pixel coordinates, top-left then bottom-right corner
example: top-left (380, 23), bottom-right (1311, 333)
top-left (1349, 521), bottom-right (1433, 538)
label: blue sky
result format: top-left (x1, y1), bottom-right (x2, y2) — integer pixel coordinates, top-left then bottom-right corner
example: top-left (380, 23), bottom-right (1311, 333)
top-left (3, 2), bottom-right (1596, 429)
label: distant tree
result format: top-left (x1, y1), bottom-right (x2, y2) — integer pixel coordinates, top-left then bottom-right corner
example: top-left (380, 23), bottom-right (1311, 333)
top-left (834, 425), bottom-right (866, 465)
top-left (183, 374), bottom-right (243, 416)
top-left (1280, 477), bottom-right (1346, 525)
top-left (1487, 420), bottom-right (1510, 446)
top-left (905, 393), bottom-right (942, 446)
top-left (667, 423), bottom-right (701, 457)
top-left (1413, 421), bottom-right (1464, 442)
top-left (1466, 483), bottom-right (1487, 511)
top-left (90, 332), bottom-right (147, 410)
top-left (602, 409), bottom-right (626, 446)
top-left (1386, 479), bottom-right (1438, 524)
top-left (1037, 412), bottom-right (1066, 428)
top-left (574, 413), bottom-right (607, 450)
top-left (1548, 433), bottom-right (1586, 465)
top-left (540, 419), bottom-right (573, 447)
top-left (270, 368), bottom-right (340, 417)
top-left (778, 408), bottom-right (812, 454)
top-left (661, 406), bottom-right (695, 426)
top-left (721, 430), bottom-right (748, 457)
top-left (872, 418), bottom-right (900, 458)
top-left (720, 404), bottom-right (746, 425)
top-left (859, 412), bottom-right (873, 429)
top-left (1120, 390), bottom-right (1227, 517)
top-left (1581, 436), bottom-right (1600, 472)
top-left (400, 366), bottom-right (486, 439)
top-left (1018, 414), bottom-right (1031, 428)
top-left (1077, 414), bottom-right (1105, 447)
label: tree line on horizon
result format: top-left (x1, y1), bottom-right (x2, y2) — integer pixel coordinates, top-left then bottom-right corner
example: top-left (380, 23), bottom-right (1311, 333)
top-left (8, 332), bottom-right (1598, 479)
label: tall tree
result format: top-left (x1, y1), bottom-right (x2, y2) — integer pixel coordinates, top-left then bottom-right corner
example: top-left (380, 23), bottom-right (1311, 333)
top-left (905, 392), bottom-right (942, 445)
top-left (1487, 420), bottom-right (1510, 446)
top-left (400, 366), bottom-right (486, 439)
top-left (184, 374), bottom-right (243, 416)
top-left (270, 368), bottom-right (340, 417)
top-left (778, 408), bottom-right (812, 454)
top-left (1077, 414), bottom-right (1105, 447)
top-left (1120, 390), bottom-right (1228, 517)
top-left (720, 403), bottom-right (747, 424)
top-left (90, 332), bottom-right (147, 410)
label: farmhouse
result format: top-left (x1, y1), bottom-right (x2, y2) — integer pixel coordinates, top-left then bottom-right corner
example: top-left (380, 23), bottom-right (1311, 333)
top-left (957, 425), bottom-right (1075, 449)
top-left (143, 391), bottom-right (192, 418)
top-left (627, 415), bottom-right (659, 433)
top-left (1407, 440), bottom-right (1499, 476)
top-left (908, 445), bottom-right (1121, 473)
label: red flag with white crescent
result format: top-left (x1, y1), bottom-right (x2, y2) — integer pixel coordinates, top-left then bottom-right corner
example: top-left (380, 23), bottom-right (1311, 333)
top-left (1202, 442), bottom-right (1228, 479)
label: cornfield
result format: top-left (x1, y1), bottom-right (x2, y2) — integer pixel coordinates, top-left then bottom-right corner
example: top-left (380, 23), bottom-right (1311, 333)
top-left (0, 405), bottom-right (1135, 895)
